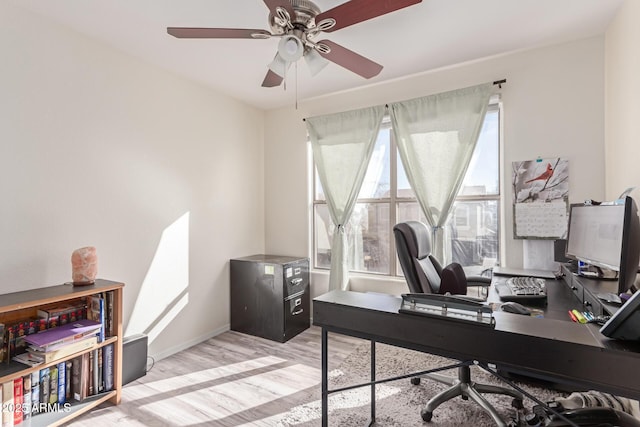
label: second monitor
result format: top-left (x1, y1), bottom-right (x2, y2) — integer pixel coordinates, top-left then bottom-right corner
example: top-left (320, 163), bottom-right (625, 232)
top-left (565, 196), bottom-right (640, 294)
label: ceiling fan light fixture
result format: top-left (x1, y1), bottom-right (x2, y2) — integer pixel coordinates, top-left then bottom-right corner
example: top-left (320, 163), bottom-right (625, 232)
top-left (268, 53), bottom-right (291, 78)
top-left (304, 48), bottom-right (329, 76)
top-left (277, 35), bottom-right (304, 62)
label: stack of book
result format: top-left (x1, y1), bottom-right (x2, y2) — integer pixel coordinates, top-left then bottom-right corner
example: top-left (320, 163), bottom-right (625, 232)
top-left (13, 319), bottom-right (101, 366)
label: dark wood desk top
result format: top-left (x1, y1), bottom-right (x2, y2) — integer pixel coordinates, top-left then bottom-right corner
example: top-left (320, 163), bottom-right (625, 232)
top-left (314, 288), bottom-right (640, 400)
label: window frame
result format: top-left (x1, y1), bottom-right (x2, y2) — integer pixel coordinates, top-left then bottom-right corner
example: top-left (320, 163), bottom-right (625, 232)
top-left (312, 102), bottom-right (501, 277)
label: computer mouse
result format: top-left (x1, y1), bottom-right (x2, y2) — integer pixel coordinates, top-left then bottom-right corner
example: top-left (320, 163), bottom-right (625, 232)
top-left (501, 302), bottom-right (532, 315)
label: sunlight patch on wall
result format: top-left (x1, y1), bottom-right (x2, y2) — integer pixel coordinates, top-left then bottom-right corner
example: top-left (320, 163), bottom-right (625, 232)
top-left (125, 212), bottom-right (190, 343)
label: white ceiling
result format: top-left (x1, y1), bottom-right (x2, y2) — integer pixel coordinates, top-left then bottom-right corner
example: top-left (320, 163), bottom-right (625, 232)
top-left (11, 0), bottom-right (623, 110)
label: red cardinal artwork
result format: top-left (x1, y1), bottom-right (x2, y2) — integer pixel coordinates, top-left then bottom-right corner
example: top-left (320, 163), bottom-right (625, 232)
top-left (525, 163), bottom-right (553, 184)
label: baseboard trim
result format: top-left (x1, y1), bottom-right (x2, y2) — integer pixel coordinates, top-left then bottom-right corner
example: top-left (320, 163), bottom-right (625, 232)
top-left (150, 323), bottom-right (230, 361)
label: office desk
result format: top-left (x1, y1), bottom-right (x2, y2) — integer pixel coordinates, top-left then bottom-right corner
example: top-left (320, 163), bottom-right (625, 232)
top-left (313, 282), bottom-right (640, 426)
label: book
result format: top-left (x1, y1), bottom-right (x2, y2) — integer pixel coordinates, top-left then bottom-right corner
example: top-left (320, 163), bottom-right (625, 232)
top-left (57, 361), bottom-right (66, 405)
top-left (71, 353), bottom-right (89, 402)
top-left (88, 350), bottom-right (94, 396)
top-left (102, 343), bottom-right (114, 392)
top-left (22, 375), bottom-right (31, 421)
top-left (39, 368), bottom-right (50, 411)
top-left (29, 372), bottom-right (39, 415)
top-left (96, 347), bottom-right (103, 393)
top-left (13, 377), bottom-right (22, 425)
top-left (27, 336), bottom-right (97, 364)
top-left (87, 296), bottom-right (105, 343)
top-left (105, 291), bottom-right (114, 338)
top-left (37, 301), bottom-right (85, 329)
top-left (2, 380), bottom-right (14, 427)
top-left (48, 365), bottom-right (58, 405)
top-left (23, 319), bottom-right (101, 350)
top-left (11, 353), bottom-right (43, 368)
top-left (0, 323), bottom-right (5, 363)
top-left (65, 361), bottom-right (72, 401)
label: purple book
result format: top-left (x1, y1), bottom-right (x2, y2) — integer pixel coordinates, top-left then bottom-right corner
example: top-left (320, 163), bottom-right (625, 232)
top-left (24, 319), bottom-right (101, 349)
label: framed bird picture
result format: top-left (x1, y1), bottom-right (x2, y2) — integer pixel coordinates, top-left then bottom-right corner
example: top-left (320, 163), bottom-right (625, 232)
top-left (512, 157), bottom-right (569, 239)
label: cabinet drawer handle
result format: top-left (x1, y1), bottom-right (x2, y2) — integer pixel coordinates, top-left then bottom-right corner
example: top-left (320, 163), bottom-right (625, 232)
top-left (292, 308), bottom-right (304, 315)
top-left (291, 278), bottom-right (303, 286)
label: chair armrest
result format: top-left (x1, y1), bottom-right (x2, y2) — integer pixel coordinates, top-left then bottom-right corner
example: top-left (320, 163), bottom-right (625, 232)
top-left (466, 275), bottom-right (491, 288)
top-left (465, 275), bottom-right (491, 301)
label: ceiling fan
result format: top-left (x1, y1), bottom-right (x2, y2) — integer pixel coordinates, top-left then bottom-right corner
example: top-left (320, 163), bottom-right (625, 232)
top-left (167, 0), bottom-right (423, 88)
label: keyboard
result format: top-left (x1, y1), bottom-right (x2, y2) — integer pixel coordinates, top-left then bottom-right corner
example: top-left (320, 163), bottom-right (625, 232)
top-left (495, 276), bottom-right (547, 303)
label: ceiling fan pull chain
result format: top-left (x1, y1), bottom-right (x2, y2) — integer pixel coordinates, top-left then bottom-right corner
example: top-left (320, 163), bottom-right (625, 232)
top-left (283, 64), bottom-right (287, 91)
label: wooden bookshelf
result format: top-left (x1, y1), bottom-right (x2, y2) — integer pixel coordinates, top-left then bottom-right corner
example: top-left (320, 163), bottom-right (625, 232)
top-left (0, 279), bottom-right (124, 426)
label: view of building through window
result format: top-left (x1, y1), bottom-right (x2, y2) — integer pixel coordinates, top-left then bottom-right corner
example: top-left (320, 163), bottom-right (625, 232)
top-left (313, 104), bottom-right (500, 277)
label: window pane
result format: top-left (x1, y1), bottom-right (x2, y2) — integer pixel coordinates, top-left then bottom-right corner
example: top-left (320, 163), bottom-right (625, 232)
top-left (448, 200), bottom-right (499, 273)
top-left (314, 126), bottom-right (391, 201)
top-left (398, 108), bottom-right (499, 198)
top-left (351, 203), bottom-right (390, 274)
top-left (358, 127), bottom-right (391, 199)
top-left (397, 153), bottom-right (415, 198)
top-left (314, 204), bottom-right (332, 268)
top-left (396, 200), bottom-right (499, 275)
top-left (314, 169), bottom-right (325, 201)
top-left (397, 202), bottom-right (426, 224)
top-left (459, 108), bottom-right (499, 196)
top-left (314, 203), bottom-right (390, 274)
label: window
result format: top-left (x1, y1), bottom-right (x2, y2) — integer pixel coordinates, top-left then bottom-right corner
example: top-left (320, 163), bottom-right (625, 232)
top-left (313, 103), bottom-right (500, 276)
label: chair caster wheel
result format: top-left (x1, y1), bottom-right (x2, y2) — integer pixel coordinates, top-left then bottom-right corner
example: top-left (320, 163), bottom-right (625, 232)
top-left (421, 409), bottom-right (433, 421)
top-left (410, 377), bottom-right (421, 385)
top-left (512, 398), bottom-right (524, 410)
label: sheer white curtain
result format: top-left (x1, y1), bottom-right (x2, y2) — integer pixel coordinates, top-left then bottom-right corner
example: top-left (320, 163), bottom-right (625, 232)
top-left (389, 83), bottom-right (493, 263)
top-left (306, 106), bottom-right (385, 291)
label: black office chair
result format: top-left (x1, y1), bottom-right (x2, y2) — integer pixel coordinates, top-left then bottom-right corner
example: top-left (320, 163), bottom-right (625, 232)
top-left (393, 221), bottom-right (523, 425)
top-left (393, 221), bottom-right (492, 297)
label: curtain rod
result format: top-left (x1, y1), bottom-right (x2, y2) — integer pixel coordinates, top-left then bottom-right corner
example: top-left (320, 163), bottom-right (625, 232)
top-left (303, 79), bottom-right (507, 121)
top-left (493, 79), bottom-right (506, 88)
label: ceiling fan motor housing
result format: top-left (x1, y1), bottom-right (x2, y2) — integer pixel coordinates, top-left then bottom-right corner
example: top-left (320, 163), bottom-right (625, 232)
top-left (269, 0), bottom-right (321, 36)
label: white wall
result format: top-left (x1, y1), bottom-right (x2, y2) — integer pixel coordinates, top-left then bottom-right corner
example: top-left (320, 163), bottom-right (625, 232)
top-left (605, 0), bottom-right (640, 201)
top-left (265, 37), bottom-right (605, 297)
top-left (0, 4), bottom-right (265, 359)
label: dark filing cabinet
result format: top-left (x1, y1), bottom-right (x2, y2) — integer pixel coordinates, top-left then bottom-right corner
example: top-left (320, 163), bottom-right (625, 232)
top-left (230, 255), bottom-right (310, 342)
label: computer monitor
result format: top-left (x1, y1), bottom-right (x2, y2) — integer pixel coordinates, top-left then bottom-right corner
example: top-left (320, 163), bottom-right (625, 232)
top-left (565, 196), bottom-right (640, 294)
top-left (600, 289), bottom-right (640, 340)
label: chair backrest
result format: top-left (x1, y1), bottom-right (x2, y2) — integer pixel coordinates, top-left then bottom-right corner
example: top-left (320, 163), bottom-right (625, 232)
top-left (393, 221), bottom-right (467, 295)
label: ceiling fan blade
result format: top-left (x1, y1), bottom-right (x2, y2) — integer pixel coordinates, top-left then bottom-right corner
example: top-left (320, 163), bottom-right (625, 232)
top-left (262, 69), bottom-right (284, 87)
top-left (317, 40), bottom-right (382, 79)
top-left (316, 0), bottom-right (422, 33)
top-left (167, 27), bottom-right (271, 39)
top-left (262, 0), bottom-right (296, 21)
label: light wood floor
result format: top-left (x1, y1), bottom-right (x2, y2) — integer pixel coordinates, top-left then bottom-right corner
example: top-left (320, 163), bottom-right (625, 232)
top-left (67, 326), bottom-right (363, 426)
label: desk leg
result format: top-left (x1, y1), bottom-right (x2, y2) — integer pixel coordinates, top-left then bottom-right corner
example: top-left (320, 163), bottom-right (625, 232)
top-left (369, 340), bottom-right (376, 426)
top-left (322, 328), bottom-right (328, 427)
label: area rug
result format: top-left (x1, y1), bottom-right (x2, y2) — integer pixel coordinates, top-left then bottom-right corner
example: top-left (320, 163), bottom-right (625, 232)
top-left (278, 342), bottom-right (564, 426)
